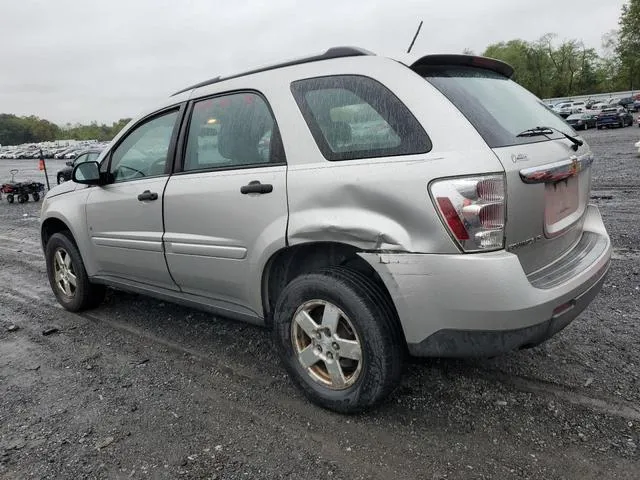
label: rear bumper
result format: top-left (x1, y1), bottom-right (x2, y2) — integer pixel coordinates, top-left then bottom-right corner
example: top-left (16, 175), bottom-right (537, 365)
top-left (597, 118), bottom-right (620, 126)
top-left (360, 205), bottom-right (611, 357)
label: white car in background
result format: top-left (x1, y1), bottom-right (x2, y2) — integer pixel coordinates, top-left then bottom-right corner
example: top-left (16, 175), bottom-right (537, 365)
top-left (553, 102), bottom-right (574, 118)
top-left (571, 101), bottom-right (586, 113)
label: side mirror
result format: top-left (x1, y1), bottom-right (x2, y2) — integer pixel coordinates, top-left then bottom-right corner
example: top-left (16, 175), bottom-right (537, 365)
top-left (72, 161), bottom-right (103, 185)
top-left (65, 161), bottom-right (73, 167)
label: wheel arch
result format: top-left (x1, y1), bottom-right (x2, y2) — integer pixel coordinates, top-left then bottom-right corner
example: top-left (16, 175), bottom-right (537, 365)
top-left (261, 241), bottom-right (406, 342)
top-left (41, 216), bottom-right (74, 250)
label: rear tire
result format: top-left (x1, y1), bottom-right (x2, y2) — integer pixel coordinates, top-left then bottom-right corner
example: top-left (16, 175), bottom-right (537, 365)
top-left (57, 174), bottom-right (65, 185)
top-left (32, 192), bottom-right (40, 202)
top-left (7, 194), bottom-right (14, 203)
top-left (45, 232), bottom-right (105, 312)
top-left (273, 266), bottom-right (404, 413)
top-left (17, 194), bottom-right (27, 203)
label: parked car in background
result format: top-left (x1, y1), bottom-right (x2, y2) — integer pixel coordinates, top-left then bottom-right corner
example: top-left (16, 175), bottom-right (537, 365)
top-left (56, 148), bottom-right (104, 184)
top-left (596, 107), bottom-right (634, 129)
top-left (566, 113), bottom-right (597, 130)
top-left (40, 47), bottom-right (611, 412)
top-left (617, 97), bottom-right (636, 111)
top-left (571, 101), bottom-right (586, 113)
top-left (585, 99), bottom-right (604, 109)
top-left (553, 102), bottom-right (575, 118)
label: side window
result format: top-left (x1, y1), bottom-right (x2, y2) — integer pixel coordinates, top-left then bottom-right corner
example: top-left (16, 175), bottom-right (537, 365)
top-left (110, 110), bottom-right (178, 183)
top-left (183, 92), bottom-right (283, 172)
top-left (73, 153), bottom-right (88, 166)
top-left (291, 75), bottom-right (431, 161)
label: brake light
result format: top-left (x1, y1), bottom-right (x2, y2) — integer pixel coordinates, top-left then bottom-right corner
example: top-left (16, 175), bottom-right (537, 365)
top-left (430, 174), bottom-right (506, 252)
top-left (436, 197), bottom-right (469, 240)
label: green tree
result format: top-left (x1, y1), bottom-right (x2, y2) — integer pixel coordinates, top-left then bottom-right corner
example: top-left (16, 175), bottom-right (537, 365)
top-left (482, 32), bottom-right (624, 98)
top-left (616, 0), bottom-right (640, 90)
top-left (0, 114), bottom-right (132, 146)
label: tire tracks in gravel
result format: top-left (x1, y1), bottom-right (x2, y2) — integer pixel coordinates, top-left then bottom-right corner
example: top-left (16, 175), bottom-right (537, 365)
top-left (1, 243), bottom-right (639, 425)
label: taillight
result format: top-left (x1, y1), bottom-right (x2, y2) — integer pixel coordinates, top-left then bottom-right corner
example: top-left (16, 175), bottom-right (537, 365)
top-left (430, 174), bottom-right (506, 252)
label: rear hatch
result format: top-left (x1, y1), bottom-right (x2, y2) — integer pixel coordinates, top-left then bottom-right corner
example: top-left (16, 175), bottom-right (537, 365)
top-left (412, 56), bottom-right (592, 274)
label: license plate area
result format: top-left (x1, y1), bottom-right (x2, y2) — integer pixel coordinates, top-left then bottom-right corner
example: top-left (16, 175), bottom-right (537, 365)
top-left (544, 176), bottom-right (579, 236)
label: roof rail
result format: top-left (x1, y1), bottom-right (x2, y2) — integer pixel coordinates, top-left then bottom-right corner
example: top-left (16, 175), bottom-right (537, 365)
top-left (171, 46), bottom-right (374, 97)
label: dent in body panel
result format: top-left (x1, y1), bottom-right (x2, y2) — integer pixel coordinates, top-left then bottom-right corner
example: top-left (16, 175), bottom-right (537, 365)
top-left (289, 216), bottom-right (407, 250)
top-left (288, 160), bottom-right (439, 252)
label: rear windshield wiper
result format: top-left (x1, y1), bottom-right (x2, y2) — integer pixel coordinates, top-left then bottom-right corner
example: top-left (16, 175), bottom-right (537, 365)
top-left (516, 126), bottom-right (584, 151)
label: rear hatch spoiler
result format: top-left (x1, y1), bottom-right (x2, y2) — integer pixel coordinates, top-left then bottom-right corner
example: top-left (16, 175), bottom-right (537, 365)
top-left (399, 54), bottom-right (515, 79)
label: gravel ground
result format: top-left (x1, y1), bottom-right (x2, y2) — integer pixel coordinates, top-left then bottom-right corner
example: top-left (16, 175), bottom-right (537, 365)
top-left (1, 125), bottom-right (639, 479)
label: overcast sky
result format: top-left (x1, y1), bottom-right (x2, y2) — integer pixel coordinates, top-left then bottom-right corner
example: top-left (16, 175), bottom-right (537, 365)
top-left (0, 0), bottom-right (627, 125)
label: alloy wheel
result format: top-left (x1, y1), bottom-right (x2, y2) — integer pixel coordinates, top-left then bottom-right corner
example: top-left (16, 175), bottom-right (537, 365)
top-left (291, 300), bottom-right (363, 390)
top-left (53, 248), bottom-right (77, 297)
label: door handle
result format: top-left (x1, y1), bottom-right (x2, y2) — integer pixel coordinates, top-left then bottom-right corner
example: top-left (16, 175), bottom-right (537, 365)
top-left (240, 181), bottom-right (273, 195)
top-left (137, 190), bottom-right (158, 201)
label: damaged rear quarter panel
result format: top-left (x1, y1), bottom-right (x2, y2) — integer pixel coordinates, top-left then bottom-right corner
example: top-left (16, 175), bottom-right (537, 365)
top-left (280, 58), bottom-right (506, 254)
top-left (286, 152), bottom-right (499, 253)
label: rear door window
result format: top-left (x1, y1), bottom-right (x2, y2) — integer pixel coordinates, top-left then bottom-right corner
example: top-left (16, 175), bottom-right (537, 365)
top-left (291, 75), bottom-right (431, 161)
top-left (419, 65), bottom-right (574, 147)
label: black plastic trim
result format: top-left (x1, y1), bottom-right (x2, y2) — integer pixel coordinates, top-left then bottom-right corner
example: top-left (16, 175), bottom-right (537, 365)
top-left (171, 46), bottom-right (374, 96)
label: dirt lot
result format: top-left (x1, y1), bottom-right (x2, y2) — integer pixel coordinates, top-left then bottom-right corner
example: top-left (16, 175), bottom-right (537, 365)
top-left (1, 126), bottom-right (639, 479)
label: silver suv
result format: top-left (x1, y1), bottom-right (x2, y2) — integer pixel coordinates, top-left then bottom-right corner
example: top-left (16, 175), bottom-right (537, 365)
top-left (40, 47), bottom-right (611, 412)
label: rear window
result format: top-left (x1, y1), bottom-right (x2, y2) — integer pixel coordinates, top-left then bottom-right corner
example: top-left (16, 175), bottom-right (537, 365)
top-left (291, 75), bottom-right (431, 161)
top-left (419, 66), bottom-right (573, 148)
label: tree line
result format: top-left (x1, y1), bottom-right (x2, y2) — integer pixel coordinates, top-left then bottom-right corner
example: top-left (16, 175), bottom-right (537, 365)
top-left (478, 0), bottom-right (640, 99)
top-left (0, 114), bottom-right (131, 147)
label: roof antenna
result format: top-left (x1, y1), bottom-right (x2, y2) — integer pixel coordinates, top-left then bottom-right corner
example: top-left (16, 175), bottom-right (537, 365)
top-left (407, 20), bottom-right (423, 53)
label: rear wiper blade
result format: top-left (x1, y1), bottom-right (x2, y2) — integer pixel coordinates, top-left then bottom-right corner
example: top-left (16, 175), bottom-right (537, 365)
top-left (517, 126), bottom-right (584, 151)
top-left (516, 126), bottom-right (553, 137)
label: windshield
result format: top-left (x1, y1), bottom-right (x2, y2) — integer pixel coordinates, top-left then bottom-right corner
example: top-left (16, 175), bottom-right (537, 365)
top-left (421, 66), bottom-right (573, 147)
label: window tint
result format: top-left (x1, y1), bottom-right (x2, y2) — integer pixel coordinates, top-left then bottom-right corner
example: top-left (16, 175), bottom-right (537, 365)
top-left (73, 154), bottom-right (88, 166)
top-left (110, 110), bottom-right (178, 183)
top-left (184, 92), bottom-right (282, 172)
top-left (291, 75), bottom-right (431, 161)
top-left (421, 66), bottom-right (575, 147)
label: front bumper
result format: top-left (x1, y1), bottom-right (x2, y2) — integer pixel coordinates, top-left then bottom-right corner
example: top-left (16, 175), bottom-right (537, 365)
top-left (360, 205), bottom-right (611, 357)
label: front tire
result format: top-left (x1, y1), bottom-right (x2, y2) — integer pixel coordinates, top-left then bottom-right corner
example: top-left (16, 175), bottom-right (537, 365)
top-left (57, 174), bottom-right (65, 185)
top-left (45, 232), bottom-right (105, 311)
top-left (273, 266), bottom-right (404, 413)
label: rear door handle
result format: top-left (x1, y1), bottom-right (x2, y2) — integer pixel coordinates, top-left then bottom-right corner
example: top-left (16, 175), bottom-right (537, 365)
top-left (240, 181), bottom-right (273, 195)
top-left (137, 190), bottom-right (158, 201)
